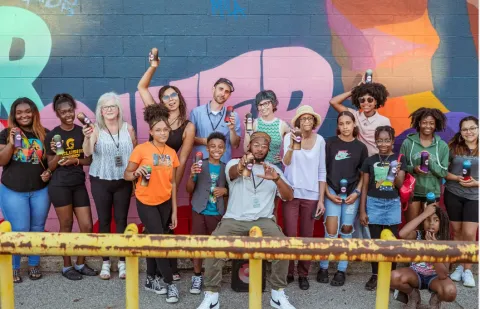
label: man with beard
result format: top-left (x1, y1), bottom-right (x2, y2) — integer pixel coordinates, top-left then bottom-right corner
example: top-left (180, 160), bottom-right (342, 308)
top-left (190, 78), bottom-right (241, 163)
top-left (196, 132), bottom-right (297, 309)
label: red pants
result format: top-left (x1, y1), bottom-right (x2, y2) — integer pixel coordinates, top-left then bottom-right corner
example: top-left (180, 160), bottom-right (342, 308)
top-left (282, 198), bottom-right (317, 276)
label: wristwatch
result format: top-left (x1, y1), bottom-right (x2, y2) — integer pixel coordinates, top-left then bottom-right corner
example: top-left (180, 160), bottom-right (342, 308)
top-left (354, 189), bottom-right (361, 195)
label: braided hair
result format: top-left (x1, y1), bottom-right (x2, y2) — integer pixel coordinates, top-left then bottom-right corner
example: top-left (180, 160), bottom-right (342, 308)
top-left (374, 125), bottom-right (395, 140)
top-left (409, 107), bottom-right (446, 132)
top-left (144, 103), bottom-right (170, 130)
top-left (52, 93), bottom-right (76, 111)
top-left (351, 83), bottom-right (389, 109)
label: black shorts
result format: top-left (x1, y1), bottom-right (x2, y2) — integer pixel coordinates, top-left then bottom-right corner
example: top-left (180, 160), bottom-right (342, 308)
top-left (444, 189), bottom-right (478, 223)
top-left (48, 184), bottom-right (91, 208)
top-left (412, 196), bottom-right (441, 203)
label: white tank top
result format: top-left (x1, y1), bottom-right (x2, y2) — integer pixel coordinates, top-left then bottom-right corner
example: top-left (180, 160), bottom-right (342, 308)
top-left (89, 122), bottom-right (133, 180)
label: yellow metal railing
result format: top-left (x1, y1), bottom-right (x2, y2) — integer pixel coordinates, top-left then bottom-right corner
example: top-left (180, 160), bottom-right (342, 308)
top-left (0, 221), bottom-right (477, 309)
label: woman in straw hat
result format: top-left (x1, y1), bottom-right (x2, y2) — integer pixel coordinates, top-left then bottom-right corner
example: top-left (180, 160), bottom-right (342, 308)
top-left (282, 105), bottom-right (326, 290)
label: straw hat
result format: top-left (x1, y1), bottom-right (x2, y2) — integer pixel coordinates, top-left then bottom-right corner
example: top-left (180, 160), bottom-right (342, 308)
top-left (290, 105), bottom-right (322, 127)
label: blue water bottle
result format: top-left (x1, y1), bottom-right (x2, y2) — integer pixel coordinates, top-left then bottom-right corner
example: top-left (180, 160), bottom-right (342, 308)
top-left (463, 160), bottom-right (472, 180)
top-left (339, 179), bottom-right (348, 200)
top-left (425, 192), bottom-right (436, 208)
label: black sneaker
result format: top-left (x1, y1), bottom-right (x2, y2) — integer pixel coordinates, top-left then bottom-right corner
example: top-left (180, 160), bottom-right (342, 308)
top-left (330, 271), bottom-right (346, 286)
top-left (316, 268), bottom-right (329, 283)
top-left (166, 284), bottom-right (179, 303)
top-left (298, 276), bottom-right (310, 290)
top-left (76, 264), bottom-right (98, 276)
top-left (365, 275), bottom-right (377, 291)
top-left (145, 275), bottom-right (167, 295)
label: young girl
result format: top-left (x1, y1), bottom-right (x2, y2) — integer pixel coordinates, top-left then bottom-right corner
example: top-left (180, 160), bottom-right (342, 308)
top-left (243, 90), bottom-right (289, 169)
top-left (359, 126), bottom-right (407, 291)
top-left (124, 104), bottom-right (180, 304)
top-left (445, 116), bottom-right (479, 287)
top-left (46, 93), bottom-right (97, 280)
top-left (138, 48), bottom-right (195, 282)
top-left (390, 204), bottom-right (457, 308)
top-left (400, 108), bottom-right (449, 223)
top-left (317, 111), bottom-right (367, 287)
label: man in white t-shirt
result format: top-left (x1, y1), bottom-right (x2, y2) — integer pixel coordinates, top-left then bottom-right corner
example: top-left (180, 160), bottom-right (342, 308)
top-left (196, 132), bottom-right (296, 309)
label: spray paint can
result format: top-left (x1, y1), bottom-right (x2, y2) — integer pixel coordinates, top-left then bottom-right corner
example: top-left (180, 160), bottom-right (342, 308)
top-left (364, 69), bottom-right (373, 84)
top-left (140, 166), bottom-right (152, 187)
top-left (339, 178), bottom-right (348, 200)
top-left (462, 160), bottom-right (472, 181)
top-left (245, 113), bottom-right (254, 134)
top-left (225, 106), bottom-right (234, 123)
top-left (14, 128), bottom-right (22, 148)
top-left (53, 134), bottom-right (64, 155)
top-left (420, 151), bottom-right (429, 172)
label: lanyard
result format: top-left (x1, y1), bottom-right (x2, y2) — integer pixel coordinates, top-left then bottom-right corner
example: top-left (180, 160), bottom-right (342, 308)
top-left (206, 104), bottom-right (225, 132)
top-left (251, 173), bottom-right (264, 194)
top-left (106, 126), bottom-right (120, 150)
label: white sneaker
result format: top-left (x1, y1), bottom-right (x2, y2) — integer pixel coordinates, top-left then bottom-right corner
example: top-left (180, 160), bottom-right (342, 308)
top-left (270, 289), bottom-right (296, 309)
top-left (118, 261), bottom-right (126, 279)
top-left (99, 262), bottom-right (111, 280)
top-left (450, 265), bottom-right (464, 282)
top-left (462, 269), bottom-right (476, 287)
top-left (197, 291), bottom-right (219, 309)
top-left (166, 283), bottom-right (179, 303)
top-left (190, 275), bottom-right (203, 294)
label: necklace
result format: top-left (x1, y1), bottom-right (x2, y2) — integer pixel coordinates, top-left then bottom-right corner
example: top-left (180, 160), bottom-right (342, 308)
top-left (150, 141), bottom-right (166, 156)
top-left (378, 153), bottom-right (392, 167)
top-left (168, 115), bottom-right (180, 127)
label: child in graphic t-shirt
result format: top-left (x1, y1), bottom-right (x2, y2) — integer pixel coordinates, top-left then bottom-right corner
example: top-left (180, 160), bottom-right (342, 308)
top-left (186, 132), bottom-right (228, 295)
top-left (359, 126), bottom-right (407, 291)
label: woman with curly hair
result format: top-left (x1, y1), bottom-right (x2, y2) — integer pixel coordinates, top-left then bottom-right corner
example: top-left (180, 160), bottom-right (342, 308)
top-left (400, 108), bottom-right (449, 223)
top-left (329, 82), bottom-right (391, 156)
top-left (124, 104), bottom-right (180, 304)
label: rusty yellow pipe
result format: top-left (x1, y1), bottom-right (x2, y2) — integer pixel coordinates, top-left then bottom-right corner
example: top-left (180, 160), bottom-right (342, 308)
top-left (376, 229), bottom-right (397, 309)
top-left (0, 221), bottom-right (14, 309)
top-left (124, 224), bottom-right (139, 309)
top-left (0, 231), bottom-right (476, 263)
top-left (249, 226), bottom-right (262, 309)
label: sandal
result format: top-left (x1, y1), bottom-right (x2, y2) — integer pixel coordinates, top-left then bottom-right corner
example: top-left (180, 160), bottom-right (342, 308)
top-left (28, 266), bottom-right (42, 280)
top-left (13, 269), bottom-right (22, 284)
top-left (330, 271), bottom-right (346, 286)
top-left (77, 264), bottom-right (98, 277)
top-left (99, 262), bottom-right (111, 280)
top-left (118, 261), bottom-right (126, 280)
top-left (62, 267), bottom-right (82, 281)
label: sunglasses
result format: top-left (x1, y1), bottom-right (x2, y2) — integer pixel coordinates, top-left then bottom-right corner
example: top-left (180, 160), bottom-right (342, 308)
top-left (162, 92), bottom-right (178, 101)
top-left (358, 97), bottom-right (374, 104)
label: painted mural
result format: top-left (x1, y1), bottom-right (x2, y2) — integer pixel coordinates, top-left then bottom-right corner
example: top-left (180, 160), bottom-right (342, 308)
top-left (0, 0), bottom-right (478, 233)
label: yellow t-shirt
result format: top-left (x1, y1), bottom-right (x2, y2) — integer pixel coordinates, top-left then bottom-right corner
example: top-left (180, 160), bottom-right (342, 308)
top-left (129, 142), bottom-right (180, 206)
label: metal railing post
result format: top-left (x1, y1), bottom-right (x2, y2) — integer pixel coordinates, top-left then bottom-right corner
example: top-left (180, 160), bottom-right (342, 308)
top-left (124, 223), bottom-right (139, 309)
top-left (0, 221), bottom-right (14, 309)
top-left (375, 229), bottom-right (396, 309)
top-left (249, 226), bottom-right (263, 309)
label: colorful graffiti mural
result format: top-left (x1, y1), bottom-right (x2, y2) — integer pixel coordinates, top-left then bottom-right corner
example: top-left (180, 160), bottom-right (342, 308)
top-left (0, 0), bottom-right (478, 233)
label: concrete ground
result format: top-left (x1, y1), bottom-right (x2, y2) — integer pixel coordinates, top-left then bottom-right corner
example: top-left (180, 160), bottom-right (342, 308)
top-left (6, 258), bottom-right (479, 309)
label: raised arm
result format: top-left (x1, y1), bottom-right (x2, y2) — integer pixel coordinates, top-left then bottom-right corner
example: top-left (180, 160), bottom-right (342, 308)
top-left (243, 119), bottom-right (257, 152)
top-left (399, 204), bottom-right (437, 240)
top-left (137, 50), bottom-right (159, 107)
top-left (175, 122), bottom-right (195, 187)
top-left (282, 133), bottom-right (294, 166)
top-left (82, 125), bottom-right (98, 157)
top-left (329, 90), bottom-right (352, 113)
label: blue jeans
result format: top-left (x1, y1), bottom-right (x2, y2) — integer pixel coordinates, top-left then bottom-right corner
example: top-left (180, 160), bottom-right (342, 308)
top-left (0, 185), bottom-right (50, 269)
top-left (320, 186), bottom-right (359, 272)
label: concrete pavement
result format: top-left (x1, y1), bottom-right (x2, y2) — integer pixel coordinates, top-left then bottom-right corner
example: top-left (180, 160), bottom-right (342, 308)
top-left (8, 259), bottom-right (479, 309)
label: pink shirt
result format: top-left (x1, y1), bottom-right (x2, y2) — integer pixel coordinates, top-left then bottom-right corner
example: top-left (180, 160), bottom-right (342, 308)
top-left (348, 108), bottom-right (391, 156)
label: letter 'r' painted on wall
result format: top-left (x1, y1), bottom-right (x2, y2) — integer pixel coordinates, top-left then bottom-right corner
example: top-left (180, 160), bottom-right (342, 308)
top-left (0, 7), bottom-right (52, 112)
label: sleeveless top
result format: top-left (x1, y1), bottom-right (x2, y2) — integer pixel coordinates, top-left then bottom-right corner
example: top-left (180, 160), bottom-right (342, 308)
top-left (149, 120), bottom-right (190, 153)
top-left (257, 118), bottom-right (282, 164)
top-left (89, 122), bottom-right (133, 180)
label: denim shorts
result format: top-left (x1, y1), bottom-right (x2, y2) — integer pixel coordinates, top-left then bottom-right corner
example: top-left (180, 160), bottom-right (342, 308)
top-left (414, 271), bottom-right (438, 291)
top-left (366, 196), bottom-right (401, 225)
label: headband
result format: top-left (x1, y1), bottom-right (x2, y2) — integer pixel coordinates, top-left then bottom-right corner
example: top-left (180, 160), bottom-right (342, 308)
top-left (250, 132), bottom-right (271, 144)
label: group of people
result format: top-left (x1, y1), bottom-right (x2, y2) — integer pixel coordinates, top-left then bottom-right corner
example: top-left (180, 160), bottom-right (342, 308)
top-left (0, 49), bottom-right (477, 309)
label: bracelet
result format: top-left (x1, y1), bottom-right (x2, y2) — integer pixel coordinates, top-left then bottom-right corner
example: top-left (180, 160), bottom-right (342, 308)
top-left (237, 164), bottom-right (244, 175)
top-left (354, 188), bottom-right (361, 195)
top-left (74, 158), bottom-right (80, 166)
top-left (273, 174), bottom-right (281, 183)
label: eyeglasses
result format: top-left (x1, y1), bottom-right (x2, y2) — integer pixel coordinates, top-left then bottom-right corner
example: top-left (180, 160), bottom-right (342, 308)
top-left (375, 139), bottom-right (392, 144)
top-left (101, 105), bottom-right (118, 111)
top-left (300, 116), bottom-right (314, 123)
top-left (252, 143), bottom-right (269, 150)
top-left (161, 92), bottom-right (178, 101)
top-left (461, 126), bottom-right (479, 133)
top-left (358, 97), bottom-right (374, 104)
top-left (257, 101), bottom-right (272, 109)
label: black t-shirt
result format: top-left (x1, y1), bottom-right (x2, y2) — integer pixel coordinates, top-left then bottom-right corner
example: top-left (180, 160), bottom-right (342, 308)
top-left (0, 128), bottom-right (49, 192)
top-left (46, 125), bottom-right (86, 186)
top-left (326, 136), bottom-right (368, 195)
top-left (360, 154), bottom-right (407, 199)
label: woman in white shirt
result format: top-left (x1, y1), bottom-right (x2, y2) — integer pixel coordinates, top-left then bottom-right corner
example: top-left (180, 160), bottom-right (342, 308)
top-left (282, 105), bottom-right (326, 290)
